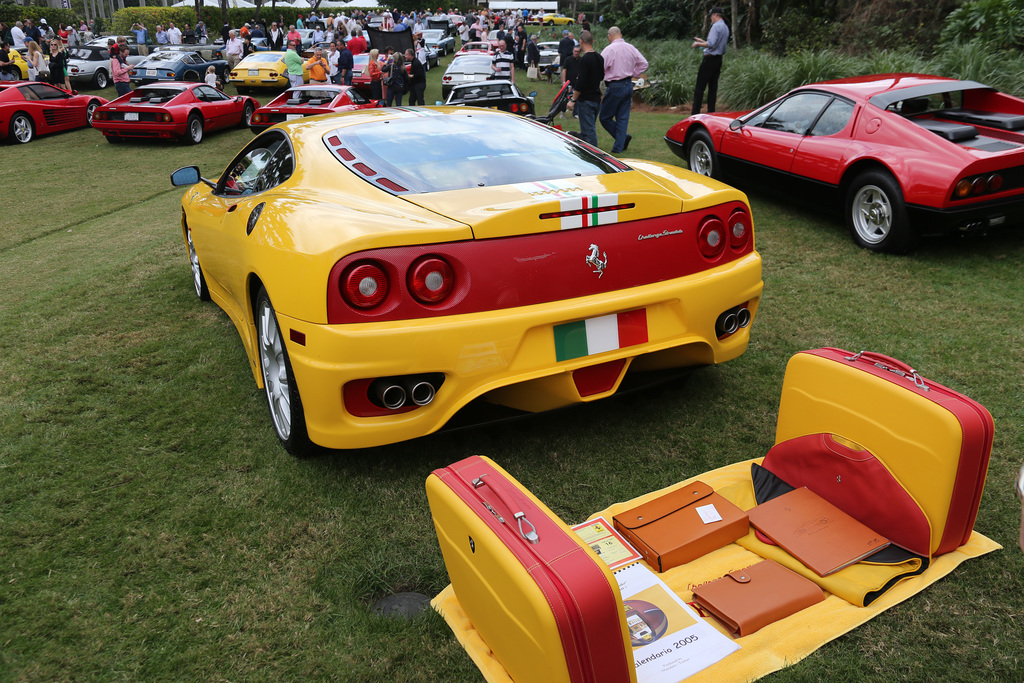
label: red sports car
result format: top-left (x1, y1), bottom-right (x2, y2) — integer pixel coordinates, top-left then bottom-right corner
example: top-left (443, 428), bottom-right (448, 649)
top-left (1, 81), bottom-right (106, 144)
top-left (249, 84), bottom-right (380, 133)
top-left (457, 41), bottom-right (497, 55)
top-left (91, 82), bottom-right (259, 145)
top-left (666, 73), bottom-right (1024, 252)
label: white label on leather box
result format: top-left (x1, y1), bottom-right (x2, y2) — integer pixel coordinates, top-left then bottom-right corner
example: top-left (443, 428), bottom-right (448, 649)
top-left (697, 504), bottom-right (723, 524)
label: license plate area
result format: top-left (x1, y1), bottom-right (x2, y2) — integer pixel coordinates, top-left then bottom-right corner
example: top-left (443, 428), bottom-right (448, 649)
top-left (124, 112), bottom-right (139, 121)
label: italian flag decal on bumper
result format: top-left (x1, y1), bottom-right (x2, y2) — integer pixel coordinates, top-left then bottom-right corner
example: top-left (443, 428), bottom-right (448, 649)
top-left (553, 309), bottom-right (649, 362)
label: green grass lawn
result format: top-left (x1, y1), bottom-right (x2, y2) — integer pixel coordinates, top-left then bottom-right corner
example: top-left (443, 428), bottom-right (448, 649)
top-left (2, 47), bottom-right (1024, 681)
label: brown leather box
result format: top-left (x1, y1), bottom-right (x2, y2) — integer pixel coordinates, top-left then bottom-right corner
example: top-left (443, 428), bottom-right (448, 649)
top-left (613, 481), bottom-right (748, 572)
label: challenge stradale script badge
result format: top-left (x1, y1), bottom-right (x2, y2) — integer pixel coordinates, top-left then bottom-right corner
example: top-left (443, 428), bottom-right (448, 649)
top-left (586, 244), bottom-right (607, 278)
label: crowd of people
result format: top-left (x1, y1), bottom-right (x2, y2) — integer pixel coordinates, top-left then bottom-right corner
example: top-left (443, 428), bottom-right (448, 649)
top-left (1, 8), bottom-right (666, 156)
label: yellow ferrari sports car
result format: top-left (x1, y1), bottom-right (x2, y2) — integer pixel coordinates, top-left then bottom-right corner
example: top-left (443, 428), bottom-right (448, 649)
top-left (542, 13), bottom-right (576, 25)
top-left (228, 51), bottom-right (309, 91)
top-left (171, 108), bottom-right (763, 453)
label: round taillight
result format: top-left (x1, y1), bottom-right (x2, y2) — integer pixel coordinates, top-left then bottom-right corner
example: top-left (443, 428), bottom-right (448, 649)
top-left (727, 209), bottom-right (750, 250)
top-left (955, 179), bottom-right (972, 198)
top-left (342, 262), bottom-right (388, 308)
top-left (987, 174), bottom-right (1003, 192)
top-left (697, 217), bottom-right (726, 259)
top-left (163, 113), bottom-right (172, 122)
top-left (252, 113), bottom-right (262, 123)
top-left (972, 177), bottom-right (987, 195)
top-left (408, 257), bottom-right (454, 304)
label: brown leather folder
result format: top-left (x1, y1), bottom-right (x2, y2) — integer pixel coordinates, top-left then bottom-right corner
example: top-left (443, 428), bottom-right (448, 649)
top-left (747, 486), bottom-right (891, 576)
top-left (612, 481), bottom-right (748, 572)
top-left (691, 559), bottom-right (825, 636)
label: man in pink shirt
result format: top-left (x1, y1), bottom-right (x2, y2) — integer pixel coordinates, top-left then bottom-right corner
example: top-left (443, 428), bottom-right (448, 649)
top-left (599, 26), bottom-right (647, 154)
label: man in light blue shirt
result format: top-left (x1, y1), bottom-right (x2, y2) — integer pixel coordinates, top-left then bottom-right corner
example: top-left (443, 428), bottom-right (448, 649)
top-left (691, 7), bottom-right (729, 114)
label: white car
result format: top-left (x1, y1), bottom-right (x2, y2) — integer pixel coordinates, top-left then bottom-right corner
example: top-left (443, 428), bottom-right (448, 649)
top-left (440, 54), bottom-right (494, 101)
top-left (67, 46), bottom-right (146, 88)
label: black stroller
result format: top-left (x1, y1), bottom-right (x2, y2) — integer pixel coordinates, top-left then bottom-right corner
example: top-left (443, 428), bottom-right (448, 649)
top-left (528, 80), bottom-right (573, 125)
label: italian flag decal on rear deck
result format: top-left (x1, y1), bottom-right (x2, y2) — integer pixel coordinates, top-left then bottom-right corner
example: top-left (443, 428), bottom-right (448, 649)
top-left (554, 309), bottom-right (649, 362)
top-left (558, 194), bottom-right (621, 230)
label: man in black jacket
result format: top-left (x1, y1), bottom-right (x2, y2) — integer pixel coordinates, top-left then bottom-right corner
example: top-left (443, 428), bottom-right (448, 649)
top-left (566, 30), bottom-right (602, 146)
top-left (405, 48), bottom-right (426, 106)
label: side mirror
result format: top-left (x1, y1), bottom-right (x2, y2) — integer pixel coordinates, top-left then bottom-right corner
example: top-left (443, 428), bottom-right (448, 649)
top-left (728, 118), bottom-right (744, 131)
top-left (528, 91), bottom-right (537, 98)
top-left (171, 165), bottom-right (201, 186)
top-left (434, 100), bottom-right (444, 105)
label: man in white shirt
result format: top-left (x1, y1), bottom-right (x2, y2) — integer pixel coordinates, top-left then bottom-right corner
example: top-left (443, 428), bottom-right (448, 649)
top-left (225, 30), bottom-right (244, 70)
top-left (167, 22), bottom-right (182, 45)
top-left (11, 21), bottom-right (26, 48)
top-left (327, 42), bottom-right (340, 85)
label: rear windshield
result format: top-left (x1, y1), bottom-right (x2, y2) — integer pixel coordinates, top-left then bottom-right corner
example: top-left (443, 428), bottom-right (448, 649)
top-left (132, 87), bottom-right (187, 100)
top-left (327, 113), bottom-right (622, 193)
top-left (69, 48), bottom-right (105, 60)
top-left (241, 53), bottom-right (283, 64)
top-left (145, 52), bottom-right (184, 63)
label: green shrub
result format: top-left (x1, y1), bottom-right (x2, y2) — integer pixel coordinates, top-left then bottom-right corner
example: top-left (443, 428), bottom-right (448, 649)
top-left (760, 8), bottom-right (840, 56)
top-left (717, 50), bottom-right (791, 110)
top-left (940, 0), bottom-right (1024, 51)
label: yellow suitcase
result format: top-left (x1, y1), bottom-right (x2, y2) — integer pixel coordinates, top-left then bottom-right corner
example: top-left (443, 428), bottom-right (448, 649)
top-left (427, 455), bottom-right (637, 683)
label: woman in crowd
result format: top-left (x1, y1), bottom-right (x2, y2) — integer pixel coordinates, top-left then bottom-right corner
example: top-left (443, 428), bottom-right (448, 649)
top-left (111, 45), bottom-right (132, 97)
top-left (25, 40), bottom-right (46, 81)
top-left (367, 47), bottom-right (382, 101)
top-left (385, 52), bottom-right (405, 107)
top-left (48, 39), bottom-right (70, 90)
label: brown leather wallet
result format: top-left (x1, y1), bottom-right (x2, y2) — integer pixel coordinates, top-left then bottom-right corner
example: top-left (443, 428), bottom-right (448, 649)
top-left (612, 481), bottom-right (748, 572)
top-left (691, 559), bottom-right (825, 636)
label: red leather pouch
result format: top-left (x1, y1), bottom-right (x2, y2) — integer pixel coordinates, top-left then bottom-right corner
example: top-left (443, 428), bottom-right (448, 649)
top-left (762, 433), bottom-right (931, 557)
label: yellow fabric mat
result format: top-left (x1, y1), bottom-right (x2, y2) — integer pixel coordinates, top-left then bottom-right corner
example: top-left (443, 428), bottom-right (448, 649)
top-left (432, 458), bottom-right (1001, 683)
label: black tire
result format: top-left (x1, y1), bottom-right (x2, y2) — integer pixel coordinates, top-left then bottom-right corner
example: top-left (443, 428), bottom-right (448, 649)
top-left (240, 101), bottom-right (255, 128)
top-left (183, 70), bottom-right (200, 82)
top-left (686, 129), bottom-right (719, 178)
top-left (845, 169), bottom-right (915, 253)
top-left (93, 69), bottom-right (109, 89)
top-left (255, 287), bottom-right (312, 456)
top-left (86, 101), bottom-right (99, 127)
top-left (8, 112), bottom-right (33, 144)
top-left (185, 227), bottom-right (210, 301)
top-left (182, 113), bottom-right (203, 145)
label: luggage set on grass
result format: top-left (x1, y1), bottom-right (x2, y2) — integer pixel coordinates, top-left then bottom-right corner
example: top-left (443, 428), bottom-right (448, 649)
top-left (426, 348), bottom-right (997, 682)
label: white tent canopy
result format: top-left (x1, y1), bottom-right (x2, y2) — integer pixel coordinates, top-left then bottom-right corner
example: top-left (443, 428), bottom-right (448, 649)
top-left (488, 2), bottom-right (558, 10)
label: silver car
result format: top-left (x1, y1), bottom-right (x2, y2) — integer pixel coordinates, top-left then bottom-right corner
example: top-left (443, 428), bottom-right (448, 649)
top-left (422, 29), bottom-right (455, 57)
top-left (67, 46), bottom-right (146, 89)
top-left (441, 54), bottom-right (494, 101)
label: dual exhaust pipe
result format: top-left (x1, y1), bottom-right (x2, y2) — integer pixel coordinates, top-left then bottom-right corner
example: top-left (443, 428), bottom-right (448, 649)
top-left (715, 305), bottom-right (752, 339)
top-left (369, 373), bottom-right (445, 410)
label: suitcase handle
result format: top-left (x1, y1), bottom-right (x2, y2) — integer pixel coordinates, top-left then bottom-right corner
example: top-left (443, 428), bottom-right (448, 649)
top-left (843, 350), bottom-right (929, 391)
top-left (472, 475), bottom-right (540, 544)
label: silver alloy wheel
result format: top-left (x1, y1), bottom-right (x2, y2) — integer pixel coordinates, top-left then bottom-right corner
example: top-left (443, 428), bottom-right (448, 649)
top-left (86, 102), bottom-right (98, 125)
top-left (95, 69), bottom-right (108, 88)
top-left (188, 117), bottom-right (203, 143)
top-left (258, 299), bottom-right (292, 440)
top-left (186, 229), bottom-right (203, 297)
top-left (851, 183), bottom-right (892, 245)
top-left (12, 114), bottom-right (32, 143)
top-left (688, 139), bottom-right (713, 176)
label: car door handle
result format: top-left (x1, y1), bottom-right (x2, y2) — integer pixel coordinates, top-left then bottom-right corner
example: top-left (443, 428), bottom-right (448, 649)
top-left (228, 204), bottom-right (238, 212)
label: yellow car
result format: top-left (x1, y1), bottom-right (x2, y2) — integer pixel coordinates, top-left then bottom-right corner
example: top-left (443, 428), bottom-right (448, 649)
top-left (228, 51), bottom-right (308, 91)
top-left (170, 108), bottom-right (763, 453)
top-left (5, 48), bottom-right (31, 80)
top-left (542, 13), bottom-right (576, 25)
